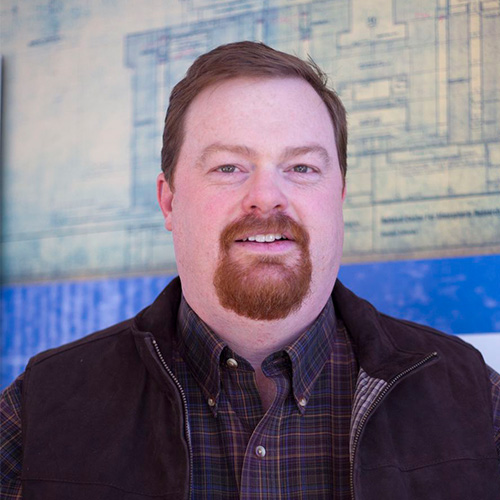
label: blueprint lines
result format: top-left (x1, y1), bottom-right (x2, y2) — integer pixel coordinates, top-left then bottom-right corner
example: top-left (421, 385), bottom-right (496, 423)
top-left (1, 0), bottom-right (499, 281)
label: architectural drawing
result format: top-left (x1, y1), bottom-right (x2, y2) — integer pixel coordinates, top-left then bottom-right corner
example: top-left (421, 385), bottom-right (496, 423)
top-left (1, 0), bottom-right (499, 281)
top-left (1, 0), bottom-right (499, 388)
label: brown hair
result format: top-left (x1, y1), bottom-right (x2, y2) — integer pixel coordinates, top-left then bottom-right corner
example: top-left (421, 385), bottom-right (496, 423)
top-left (161, 41), bottom-right (347, 188)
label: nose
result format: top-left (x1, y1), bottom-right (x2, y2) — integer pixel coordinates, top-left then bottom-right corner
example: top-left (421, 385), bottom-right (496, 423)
top-left (242, 167), bottom-right (288, 215)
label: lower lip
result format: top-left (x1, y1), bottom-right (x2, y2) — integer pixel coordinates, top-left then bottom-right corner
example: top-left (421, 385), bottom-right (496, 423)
top-left (233, 240), bottom-right (296, 253)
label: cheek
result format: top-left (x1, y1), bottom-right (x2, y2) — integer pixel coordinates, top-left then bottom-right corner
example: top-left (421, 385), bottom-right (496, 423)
top-left (307, 199), bottom-right (344, 262)
top-left (171, 192), bottom-right (227, 257)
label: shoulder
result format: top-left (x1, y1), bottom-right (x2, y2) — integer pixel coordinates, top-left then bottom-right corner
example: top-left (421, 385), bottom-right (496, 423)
top-left (22, 317), bottom-right (143, 405)
top-left (377, 313), bottom-right (493, 392)
top-left (379, 312), bottom-right (484, 357)
top-left (333, 280), bottom-right (485, 363)
top-left (25, 277), bottom-right (183, 374)
top-left (26, 318), bottom-right (134, 370)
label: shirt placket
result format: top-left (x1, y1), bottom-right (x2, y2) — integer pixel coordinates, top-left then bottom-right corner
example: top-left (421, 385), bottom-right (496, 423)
top-left (238, 357), bottom-right (291, 500)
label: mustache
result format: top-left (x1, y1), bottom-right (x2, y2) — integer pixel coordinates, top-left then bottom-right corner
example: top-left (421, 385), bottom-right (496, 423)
top-left (220, 213), bottom-right (310, 252)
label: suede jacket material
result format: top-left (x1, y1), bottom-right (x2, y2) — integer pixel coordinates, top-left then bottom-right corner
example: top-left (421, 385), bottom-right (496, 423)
top-left (21, 278), bottom-right (500, 499)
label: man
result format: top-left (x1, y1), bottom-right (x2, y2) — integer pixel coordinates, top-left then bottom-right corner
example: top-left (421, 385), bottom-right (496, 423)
top-left (1, 41), bottom-right (500, 499)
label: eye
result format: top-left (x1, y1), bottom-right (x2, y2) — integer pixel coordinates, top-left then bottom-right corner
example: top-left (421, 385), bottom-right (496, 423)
top-left (217, 164), bottom-right (238, 173)
top-left (291, 164), bottom-right (313, 173)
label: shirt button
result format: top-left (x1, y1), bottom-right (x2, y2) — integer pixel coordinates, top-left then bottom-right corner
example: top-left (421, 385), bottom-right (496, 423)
top-left (207, 397), bottom-right (216, 407)
top-left (226, 358), bottom-right (238, 368)
top-left (298, 396), bottom-right (307, 407)
top-left (255, 445), bottom-right (266, 458)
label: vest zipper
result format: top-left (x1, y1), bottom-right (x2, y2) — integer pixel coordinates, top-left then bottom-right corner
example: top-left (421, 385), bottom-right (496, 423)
top-left (349, 351), bottom-right (438, 500)
top-left (152, 338), bottom-right (193, 500)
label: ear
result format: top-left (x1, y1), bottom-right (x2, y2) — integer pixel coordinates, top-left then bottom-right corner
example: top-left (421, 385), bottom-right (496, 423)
top-left (157, 173), bottom-right (174, 231)
top-left (342, 184), bottom-right (347, 202)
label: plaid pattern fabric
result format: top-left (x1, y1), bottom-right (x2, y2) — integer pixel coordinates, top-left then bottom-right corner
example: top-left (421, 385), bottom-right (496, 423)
top-left (491, 367), bottom-right (500, 457)
top-left (0, 373), bottom-right (23, 500)
top-left (174, 297), bottom-right (358, 499)
top-left (349, 369), bottom-right (387, 456)
top-left (3, 314), bottom-right (500, 499)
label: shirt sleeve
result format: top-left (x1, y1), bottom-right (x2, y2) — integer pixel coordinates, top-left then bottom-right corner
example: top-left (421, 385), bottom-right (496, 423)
top-left (488, 365), bottom-right (500, 458)
top-left (0, 374), bottom-right (24, 500)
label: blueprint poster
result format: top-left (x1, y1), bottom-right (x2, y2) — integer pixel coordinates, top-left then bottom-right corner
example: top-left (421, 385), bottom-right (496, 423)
top-left (1, 0), bottom-right (499, 282)
top-left (1, 0), bottom-right (499, 385)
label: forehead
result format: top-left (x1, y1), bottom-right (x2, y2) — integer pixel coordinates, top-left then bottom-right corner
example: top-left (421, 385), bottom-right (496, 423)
top-left (182, 76), bottom-right (336, 150)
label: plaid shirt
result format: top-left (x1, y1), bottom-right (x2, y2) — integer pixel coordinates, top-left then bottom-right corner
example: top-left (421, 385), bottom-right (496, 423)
top-left (173, 297), bottom-right (357, 499)
top-left (2, 302), bottom-right (500, 499)
top-left (1, 379), bottom-right (23, 498)
top-left (0, 297), bottom-right (358, 499)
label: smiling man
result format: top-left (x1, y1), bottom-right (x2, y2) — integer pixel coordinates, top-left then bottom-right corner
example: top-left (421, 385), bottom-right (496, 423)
top-left (2, 42), bottom-right (500, 500)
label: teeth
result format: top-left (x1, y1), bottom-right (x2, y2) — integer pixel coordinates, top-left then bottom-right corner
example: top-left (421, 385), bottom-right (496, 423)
top-left (244, 234), bottom-right (286, 243)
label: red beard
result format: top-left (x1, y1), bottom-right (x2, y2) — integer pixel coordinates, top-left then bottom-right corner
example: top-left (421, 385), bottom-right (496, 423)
top-left (214, 213), bottom-right (312, 320)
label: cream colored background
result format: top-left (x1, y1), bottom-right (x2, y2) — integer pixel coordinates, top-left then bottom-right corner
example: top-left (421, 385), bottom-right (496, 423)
top-left (1, 0), bottom-right (499, 283)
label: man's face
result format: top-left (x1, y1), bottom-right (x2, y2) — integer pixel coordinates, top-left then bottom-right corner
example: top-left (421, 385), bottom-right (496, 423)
top-left (158, 77), bottom-right (345, 322)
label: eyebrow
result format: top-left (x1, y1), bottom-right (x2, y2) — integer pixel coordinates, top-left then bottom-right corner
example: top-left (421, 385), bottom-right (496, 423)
top-left (197, 142), bottom-right (332, 167)
top-left (197, 143), bottom-right (257, 168)
top-left (281, 145), bottom-right (332, 167)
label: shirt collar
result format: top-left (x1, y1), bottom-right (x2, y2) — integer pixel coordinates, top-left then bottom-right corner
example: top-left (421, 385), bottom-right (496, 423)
top-left (281, 297), bottom-right (336, 413)
top-left (177, 296), bottom-right (337, 414)
top-left (176, 297), bottom-right (226, 413)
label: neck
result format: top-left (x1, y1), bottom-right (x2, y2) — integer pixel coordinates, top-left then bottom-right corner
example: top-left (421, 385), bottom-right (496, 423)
top-left (182, 279), bottom-right (337, 412)
top-left (200, 303), bottom-right (325, 413)
top-left (190, 295), bottom-right (329, 369)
